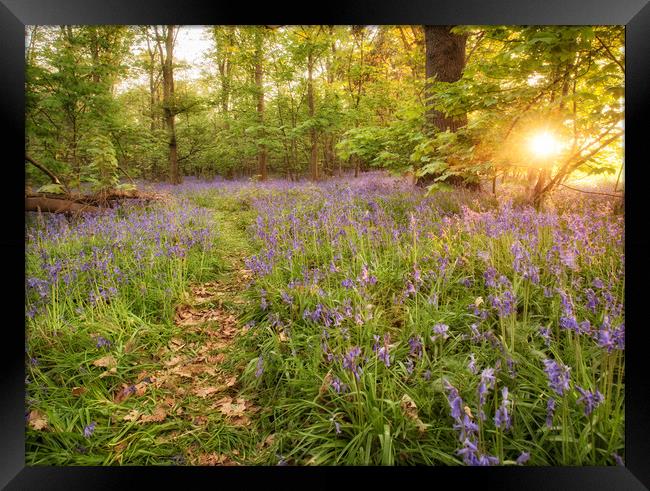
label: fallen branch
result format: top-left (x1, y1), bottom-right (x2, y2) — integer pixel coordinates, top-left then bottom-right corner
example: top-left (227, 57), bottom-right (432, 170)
top-left (558, 183), bottom-right (623, 198)
top-left (26, 197), bottom-right (101, 214)
top-left (25, 154), bottom-right (70, 193)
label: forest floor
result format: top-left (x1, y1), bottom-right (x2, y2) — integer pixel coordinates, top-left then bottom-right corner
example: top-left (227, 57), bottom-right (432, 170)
top-left (25, 175), bottom-right (625, 466)
top-left (126, 197), bottom-right (273, 465)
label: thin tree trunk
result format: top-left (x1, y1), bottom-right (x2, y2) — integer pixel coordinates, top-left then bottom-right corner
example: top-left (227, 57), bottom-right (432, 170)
top-left (307, 49), bottom-right (318, 181)
top-left (255, 29), bottom-right (268, 181)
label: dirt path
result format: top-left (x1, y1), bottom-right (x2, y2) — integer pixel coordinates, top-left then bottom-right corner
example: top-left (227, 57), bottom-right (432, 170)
top-left (111, 202), bottom-right (270, 465)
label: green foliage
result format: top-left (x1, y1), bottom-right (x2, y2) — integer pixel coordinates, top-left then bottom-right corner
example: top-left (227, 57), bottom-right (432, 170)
top-left (80, 134), bottom-right (120, 192)
top-left (36, 183), bottom-right (66, 195)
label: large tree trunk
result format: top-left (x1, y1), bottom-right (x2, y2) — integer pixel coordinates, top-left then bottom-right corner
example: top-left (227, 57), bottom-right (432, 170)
top-left (255, 29), bottom-right (268, 181)
top-left (160, 25), bottom-right (180, 185)
top-left (424, 25), bottom-right (467, 134)
top-left (419, 25), bottom-right (473, 189)
top-left (307, 49), bottom-right (319, 181)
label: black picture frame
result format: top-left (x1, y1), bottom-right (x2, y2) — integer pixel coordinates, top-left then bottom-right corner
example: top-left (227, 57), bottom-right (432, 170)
top-left (3, 1), bottom-right (649, 489)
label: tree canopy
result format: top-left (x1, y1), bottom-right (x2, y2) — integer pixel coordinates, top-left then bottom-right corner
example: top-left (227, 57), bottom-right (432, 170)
top-left (25, 25), bottom-right (624, 205)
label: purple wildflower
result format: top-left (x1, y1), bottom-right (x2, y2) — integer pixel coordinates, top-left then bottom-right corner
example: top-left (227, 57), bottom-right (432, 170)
top-left (543, 359), bottom-right (571, 396)
top-left (95, 336), bottom-right (111, 349)
top-left (431, 323), bottom-right (450, 342)
top-left (342, 346), bottom-right (363, 380)
top-left (408, 336), bottom-right (423, 359)
top-left (494, 386), bottom-right (512, 431)
top-left (539, 326), bottom-right (552, 347)
top-left (575, 386), bottom-right (604, 416)
top-left (255, 356), bottom-right (264, 378)
top-left (444, 381), bottom-right (464, 421)
top-left (546, 398), bottom-right (556, 428)
top-left (516, 452), bottom-right (530, 465)
top-left (468, 354), bottom-right (478, 374)
top-left (83, 421), bottom-right (96, 438)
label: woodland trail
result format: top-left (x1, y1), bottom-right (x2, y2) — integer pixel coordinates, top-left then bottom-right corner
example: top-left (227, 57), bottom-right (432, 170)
top-left (111, 199), bottom-right (271, 465)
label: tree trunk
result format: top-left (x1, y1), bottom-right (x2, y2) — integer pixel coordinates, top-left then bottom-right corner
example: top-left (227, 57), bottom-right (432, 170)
top-left (424, 25), bottom-right (467, 135)
top-left (419, 25), bottom-right (470, 189)
top-left (307, 49), bottom-right (319, 181)
top-left (531, 168), bottom-right (549, 210)
top-left (160, 25), bottom-right (180, 185)
top-left (255, 29), bottom-right (268, 181)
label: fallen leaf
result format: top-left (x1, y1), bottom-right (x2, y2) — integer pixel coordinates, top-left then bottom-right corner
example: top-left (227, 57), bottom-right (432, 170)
top-left (207, 353), bottom-right (226, 364)
top-left (27, 410), bottom-right (48, 430)
top-left (139, 406), bottom-right (167, 424)
top-left (172, 366), bottom-right (194, 378)
top-left (319, 371), bottom-right (333, 396)
top-left (194, 386), bottom-right (221, 398)
top-left (114, 384), bottom-right (133, 403)
top-left (93, 355), bottom-right (117, 369)
top-left (71, 386), bottom-right (87, 397)
top-left (99, 367), bottom-right (118, 378)
top-left (464, 405), bottom-right (474, 419)
top-left (124, 340), bottom-right (136, 354)
top-left (113, 440), bottom-right (128, 454)
top-left (123, 410), bottom-right (140, 422)
top-left (400, 394), bottom-right (427, 433)
top-left (197, 452), bottom-right (239, 466)
top-left (165, 356), bottom-right (183, 367)
top-left (169, 338), bottom-right (185, 351)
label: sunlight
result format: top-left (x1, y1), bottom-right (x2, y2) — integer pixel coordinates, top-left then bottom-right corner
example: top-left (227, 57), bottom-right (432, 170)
top-left (529, 131), bottom-right (562, 159)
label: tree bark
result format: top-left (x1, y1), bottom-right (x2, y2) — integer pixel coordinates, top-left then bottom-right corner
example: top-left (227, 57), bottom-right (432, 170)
top-left (307, 48), bottom-right (319, 181)
top-left (424, 25), bottom-right (467, 135)
top-left (158, 25), bottom-right (180, 185)
top-left (419, 25), bottom-right (472, 189)
top-left (254, 29), bottom-right (268, 181)
top-left (26, 197), bottom-right (100, 214)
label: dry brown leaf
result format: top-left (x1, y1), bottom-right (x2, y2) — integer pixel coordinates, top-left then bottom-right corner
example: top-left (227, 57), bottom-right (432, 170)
top-left (169, 338), bottom-right (185, 351)
top-left (123, 410), bottom-right (140, 422)
top-left (27, 410), bottom-right (48, 430)
top-left (464, 405), bottom-right (474, 419)
top-left (257, 434), bottom-right (275, 450)
top-left (99, 367), bottom-right (118, 378)
top-left (124, 340), bottom-right (136, 354)
top-left (172, 366), bottom-right (194, 378)
top-left (400, 394), bottom-right (427, 433)
top-left (114, 384), bottom-right (133, 403)
top-left (93, 355), bottom-right (117, 369)
top-left (278, 330), bottom-right (288, 342)
top-left (165, 356), bottom-right (183, 367)
top-left (207, 353), bottom-right (226, 365)
top-left (71, 386), bottom-right (87, 397)
top-left (319, 371), bottom-right (333, 396)
top-left (194, 386), bottom-right (221, 398)
top-left (197, 452), bottom-right (239, 466)
top-left (113, 440), bottom-right (128, 454)
top-left (139, 406), bottom-right (167, 424)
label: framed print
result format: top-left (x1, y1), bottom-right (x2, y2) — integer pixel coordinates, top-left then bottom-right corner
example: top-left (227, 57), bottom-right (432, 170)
top-left (2, 0), bottom-right (649, 488)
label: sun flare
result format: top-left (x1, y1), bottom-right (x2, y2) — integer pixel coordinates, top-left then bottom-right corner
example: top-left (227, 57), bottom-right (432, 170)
top-left (529, 131), bottom-right (562, 159)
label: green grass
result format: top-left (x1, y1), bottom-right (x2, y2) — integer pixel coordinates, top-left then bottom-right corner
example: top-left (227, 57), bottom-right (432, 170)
top-left (25, 183), bottom-right (625, 466)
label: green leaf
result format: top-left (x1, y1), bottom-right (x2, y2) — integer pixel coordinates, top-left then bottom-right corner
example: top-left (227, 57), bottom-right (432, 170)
top-left (36, 183), bottom-right (66, 194)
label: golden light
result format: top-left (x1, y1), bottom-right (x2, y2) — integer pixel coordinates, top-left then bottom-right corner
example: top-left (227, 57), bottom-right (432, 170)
top-left (529, 131), bottom-right (562, 159)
